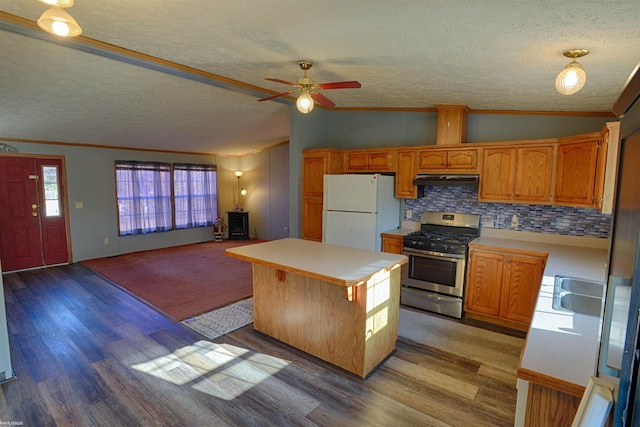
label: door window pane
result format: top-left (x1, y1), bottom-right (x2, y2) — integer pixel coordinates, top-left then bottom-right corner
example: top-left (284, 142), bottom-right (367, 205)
top-left (42, 165), bottom-right (60, 217)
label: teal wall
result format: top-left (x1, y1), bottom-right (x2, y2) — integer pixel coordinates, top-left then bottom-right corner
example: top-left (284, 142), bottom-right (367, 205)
top-left (288, 108), bottom-right (613, 238)
top-left (2, 108), bottom-right (613, 262)
top-left (1, 140), bottom-right (289, 262)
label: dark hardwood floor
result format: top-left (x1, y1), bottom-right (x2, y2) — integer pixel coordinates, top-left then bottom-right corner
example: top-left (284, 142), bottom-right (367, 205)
top-left (0, 264), bottom-right (519, 426)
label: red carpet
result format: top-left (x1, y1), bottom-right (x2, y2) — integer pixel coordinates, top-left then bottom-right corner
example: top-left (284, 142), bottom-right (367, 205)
top-left (81, 239), bottom-right (264, 321)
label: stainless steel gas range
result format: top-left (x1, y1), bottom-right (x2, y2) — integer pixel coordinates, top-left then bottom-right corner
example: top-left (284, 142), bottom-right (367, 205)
top-left (401, 211), bottom-right (481, 319)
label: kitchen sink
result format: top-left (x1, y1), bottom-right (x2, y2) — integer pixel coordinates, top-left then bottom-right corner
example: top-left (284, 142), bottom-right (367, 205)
top-left (553, 276), bottom-right (604, 317)
top-left (556, 293), bottom-right (603, 316)
top-left (556, 277), bottom-right (604, 298)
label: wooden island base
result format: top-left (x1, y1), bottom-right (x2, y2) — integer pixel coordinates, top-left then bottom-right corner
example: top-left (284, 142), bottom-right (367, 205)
top-left (225, 238), bottom-right (407, 379)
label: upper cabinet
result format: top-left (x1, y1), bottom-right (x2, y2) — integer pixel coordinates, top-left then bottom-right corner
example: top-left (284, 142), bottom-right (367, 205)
top-left (514, 145), bottom-right (555, 203)
top-left (395, 149), bottom-right (418, 198)
top-left (600, 121), bottom-right (621, 214)
top-left (479, 144), bottom-right (555, 204)
top-left (301, 149), bottom-right (344, 241)
top-left (301, 122), bottom-right (618, 216)
top-left (554, 132), bottom-right (604, 209)
top-left (343, 149), bottom-right (396, 172)
top-left (416, 147), bottom-right (479, 173)
top-left (435, 105), bottom-right (469, 146)
top-left (479, 147), bottom-right (516, 201)
top-left (302, 149), bottom-right (343, 196)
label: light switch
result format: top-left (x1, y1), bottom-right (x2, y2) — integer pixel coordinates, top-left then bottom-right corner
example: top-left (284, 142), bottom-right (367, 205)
top-left (75, 202), bottom-right (84, 209)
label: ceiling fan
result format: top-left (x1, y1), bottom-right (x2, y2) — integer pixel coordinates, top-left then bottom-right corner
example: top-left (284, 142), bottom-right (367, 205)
top-left (258, 60), bottom-right (361, 113)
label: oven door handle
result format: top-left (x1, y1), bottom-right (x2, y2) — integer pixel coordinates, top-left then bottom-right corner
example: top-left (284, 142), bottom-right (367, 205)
top-left (402, 247), bottom-right (465, 260)
top-left (423, 292), bottom-right (460, 301)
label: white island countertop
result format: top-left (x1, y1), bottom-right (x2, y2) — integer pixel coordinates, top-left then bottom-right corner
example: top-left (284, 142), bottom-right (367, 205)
top-left (471, 232), bottom-right (609, 391)
top-left (225, 238), bottom-right (407, 287)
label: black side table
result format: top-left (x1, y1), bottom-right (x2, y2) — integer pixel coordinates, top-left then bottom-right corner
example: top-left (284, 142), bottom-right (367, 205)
top-left (227, 211), bottom-right (249, 240)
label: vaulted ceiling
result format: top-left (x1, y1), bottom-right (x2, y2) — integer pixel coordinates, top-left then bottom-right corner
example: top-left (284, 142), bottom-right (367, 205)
top-left (1, 1), bottom-right (638, 156)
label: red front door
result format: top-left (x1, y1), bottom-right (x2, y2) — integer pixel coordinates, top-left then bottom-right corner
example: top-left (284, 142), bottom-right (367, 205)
top-left (0, 155), bottom-right (70, 272)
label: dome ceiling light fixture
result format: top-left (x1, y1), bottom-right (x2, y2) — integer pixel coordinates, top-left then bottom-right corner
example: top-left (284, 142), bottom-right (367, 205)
top-left (555, 48), bottom-right (589, 96)
top-left (37, 0), bottom-right (82, 37)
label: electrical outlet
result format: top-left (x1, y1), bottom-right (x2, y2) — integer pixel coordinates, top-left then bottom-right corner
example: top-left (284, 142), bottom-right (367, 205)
top-left (511, 214), bottom-right (519, 227)
top-left (104, 237), bottom-right (109, 245)
top-left (405, 210), bottom-right (412, 219)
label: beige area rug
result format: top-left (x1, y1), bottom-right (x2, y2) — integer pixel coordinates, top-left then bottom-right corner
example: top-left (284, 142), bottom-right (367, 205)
top-left (182, 297), bottom-right (253, 340)
top-left (398, 307), bottom-right (525, 374)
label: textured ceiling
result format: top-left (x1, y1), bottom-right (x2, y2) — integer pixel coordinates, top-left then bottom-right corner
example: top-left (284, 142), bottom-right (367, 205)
top-left (0, 1), bottom-right (639, 155)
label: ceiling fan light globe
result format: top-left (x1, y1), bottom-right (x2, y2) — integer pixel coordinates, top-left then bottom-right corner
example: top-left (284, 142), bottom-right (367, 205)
top-left (555, 60), bottom-right (586, 95)
top-left (296, 92), bottom-right (315, 114)
top-left (38, 0), bottom-right (75, 7)
top-left (37, 6), bottom-right (82, 37)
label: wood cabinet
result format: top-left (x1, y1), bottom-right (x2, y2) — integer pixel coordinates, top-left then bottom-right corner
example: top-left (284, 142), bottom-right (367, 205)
top-left (301, 197), bottom-right (324, 242)
top-left (523, 382), bottom-right (582, 427)
top-left (514, 145), bottom-right (555, 203)
top-left (479, 144), bottom-right (554, 203)
top-left (416, 147), bottom-right (478, 173)
top-left (225, 238), bottom-right (406, 379)
top-left (554, 133), bottom-right (604, 208)
top-left (381, 234), bottom-right (403, 254)
top-left (435, 105), bottom-right (469, 146)
top-left (301, 149), bottom-right (343, 241)
top-left (343, 149), bottom-right (396, 172)
top-left (395, 149), bottom-right (417, 198)
top-left (600, 121), bottom-right (621, 214)
top-left (479, 147), bottom-right (515, 201)
top-left (465, 246), bottom-right (547, 330)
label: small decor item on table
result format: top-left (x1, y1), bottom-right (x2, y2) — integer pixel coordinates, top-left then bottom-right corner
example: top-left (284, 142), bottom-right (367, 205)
top-left (213, 217), bottom-right (226, 242)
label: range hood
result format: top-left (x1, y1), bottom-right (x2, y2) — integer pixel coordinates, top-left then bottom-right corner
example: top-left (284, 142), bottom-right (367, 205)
top-left (412, 174), bottom-right (479, 186)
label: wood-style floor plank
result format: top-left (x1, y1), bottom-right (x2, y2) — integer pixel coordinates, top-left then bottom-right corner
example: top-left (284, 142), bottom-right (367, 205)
top-left (1, 264), bottom-right (522, 426)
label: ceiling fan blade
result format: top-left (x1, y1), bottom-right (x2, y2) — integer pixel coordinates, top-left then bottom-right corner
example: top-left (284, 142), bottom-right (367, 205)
top-left (311, 92), bottom-right (336, 109)
top-left (317, 81), bottom-right (362, 90)
top-left (265, 78), bottom-right (299, 86)
top-left (257, 91), bottom-right (294, 102)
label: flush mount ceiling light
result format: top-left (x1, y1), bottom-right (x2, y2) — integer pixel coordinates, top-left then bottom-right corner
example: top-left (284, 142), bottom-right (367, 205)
top-left (555, 49), bottom-right (589, 96)
top-left (38, 0), bottom-right (75, 6)
top-left (37, 0), bottom-right (82, 37)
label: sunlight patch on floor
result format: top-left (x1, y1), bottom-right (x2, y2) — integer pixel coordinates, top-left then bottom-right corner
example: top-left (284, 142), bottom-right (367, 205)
top-left (131, 340), bottom-right (290, 400)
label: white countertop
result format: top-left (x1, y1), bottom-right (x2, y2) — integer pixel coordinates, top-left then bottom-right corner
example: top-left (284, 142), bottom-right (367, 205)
top-left (381, 227), bottom-right (418, 237)
top-left (472, 233), bottom-right (609, 387)
top-left (225, 238), bottom-right (407, 287)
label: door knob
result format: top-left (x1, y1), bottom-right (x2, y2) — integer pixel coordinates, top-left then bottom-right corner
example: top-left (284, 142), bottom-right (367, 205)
top-left (32, 212), bottom-right (38, 217)
top-left (32, 204), bottom-right (37, 209)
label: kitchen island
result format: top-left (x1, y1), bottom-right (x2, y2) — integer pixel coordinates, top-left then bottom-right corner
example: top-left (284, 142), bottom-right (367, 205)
top-left (225, 238), bottom-right (407, 379)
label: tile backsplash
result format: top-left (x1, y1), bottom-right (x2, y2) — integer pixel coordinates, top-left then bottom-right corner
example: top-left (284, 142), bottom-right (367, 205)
top-left (403, 185), bottom-right (611, 238)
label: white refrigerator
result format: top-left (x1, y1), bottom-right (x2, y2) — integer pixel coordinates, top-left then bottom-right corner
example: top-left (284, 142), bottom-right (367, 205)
top-left (323, 174), bottom-right (400, 251)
